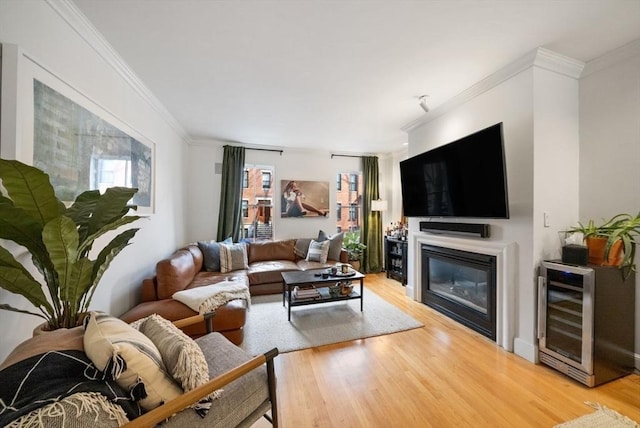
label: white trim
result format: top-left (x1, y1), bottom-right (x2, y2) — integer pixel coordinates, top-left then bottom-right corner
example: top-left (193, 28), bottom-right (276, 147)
top-left (514, 338), bottom-right (537, 363)
top-left (581, 39), bottom-right (640, 78)
top-left (401, 47), bottom-right (585, 133)
top-left (408, 232), bottom-right (517, 352)
top-left (45, 0), bottom-right (190, 141)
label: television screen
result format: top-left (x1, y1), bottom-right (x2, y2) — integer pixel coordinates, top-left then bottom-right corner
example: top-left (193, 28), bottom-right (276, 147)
top-left (400, 123), bottom-right (509, 218)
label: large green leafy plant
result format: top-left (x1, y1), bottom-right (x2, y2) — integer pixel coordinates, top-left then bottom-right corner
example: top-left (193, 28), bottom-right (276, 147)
top-left (0, 159), bottom-right (142, 329)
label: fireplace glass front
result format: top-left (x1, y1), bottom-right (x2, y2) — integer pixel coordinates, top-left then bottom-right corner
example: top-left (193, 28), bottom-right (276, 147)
top-left (421, 244), bottom-right (497, 340)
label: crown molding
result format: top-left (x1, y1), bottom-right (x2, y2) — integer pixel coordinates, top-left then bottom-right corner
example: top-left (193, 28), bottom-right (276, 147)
top-left (533, 47), bottom-right (585, 79)
top-left (581, 39), bottom-right (640, 78)
top-left (402, 47), bottom-right (585, 134)
top-left (45, 0), bottom-right (190, 141)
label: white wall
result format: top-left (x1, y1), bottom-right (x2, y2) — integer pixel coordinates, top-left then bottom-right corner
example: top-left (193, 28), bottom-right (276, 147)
top-left (378, 148), bottom-right (408, 231)
top-left (406, 68), bottom-right (537, 360)
top-left (0, 1), bottom-right (189, 362)
top-left (579, 40), bottom-right (640, 365)
top-left (187, 141), bottom-right (363, 242)
top-left (404, 49), bottom-right (584, 362)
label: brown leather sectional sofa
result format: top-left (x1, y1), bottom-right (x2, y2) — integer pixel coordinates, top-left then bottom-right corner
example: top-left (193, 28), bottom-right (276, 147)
top-left (120, 238), bottom-right (347, 344)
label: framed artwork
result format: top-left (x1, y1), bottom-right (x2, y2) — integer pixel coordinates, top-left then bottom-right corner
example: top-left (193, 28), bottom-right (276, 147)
top-left (281, 180), bottom-right (330, 218)
top-left (0, 45), bottom-right (155, 214)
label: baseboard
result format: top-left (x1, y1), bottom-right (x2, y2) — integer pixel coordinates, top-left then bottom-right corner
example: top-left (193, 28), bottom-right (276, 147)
top-left (635, 352), bottom-right (640, 372)
top-left (514, 337), bottom-right (537, 363)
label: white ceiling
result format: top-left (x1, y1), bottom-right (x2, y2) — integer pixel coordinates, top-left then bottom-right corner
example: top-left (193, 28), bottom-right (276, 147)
top-left (72, 0), bottom-right (640, 154)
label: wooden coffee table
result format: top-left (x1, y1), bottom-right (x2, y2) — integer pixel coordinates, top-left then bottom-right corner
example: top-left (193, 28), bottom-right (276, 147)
top-left (281, 268), bottom-right (365, 321)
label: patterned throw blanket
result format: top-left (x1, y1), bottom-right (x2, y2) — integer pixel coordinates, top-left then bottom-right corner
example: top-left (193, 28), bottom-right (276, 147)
top-left (0, 350), bottom-right (142, 426)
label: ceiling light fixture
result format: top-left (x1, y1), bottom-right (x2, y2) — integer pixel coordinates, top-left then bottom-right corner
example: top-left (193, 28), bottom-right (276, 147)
top-left (418, 95), bottom-right (429, 113)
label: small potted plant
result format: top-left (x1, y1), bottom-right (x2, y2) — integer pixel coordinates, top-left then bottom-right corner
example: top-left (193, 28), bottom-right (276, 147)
top-left (343, 231), bottom-right (367, 272)
top-left (566, 212), bottom-right (640, 278)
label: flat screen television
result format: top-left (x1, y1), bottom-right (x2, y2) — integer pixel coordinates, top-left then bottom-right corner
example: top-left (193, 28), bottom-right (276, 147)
top-left (400, 122), bottom-right (509, 218)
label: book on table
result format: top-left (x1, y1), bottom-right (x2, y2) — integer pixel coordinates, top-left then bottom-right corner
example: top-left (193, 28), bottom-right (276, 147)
top-left (292, 286), bottom-right (320, 300)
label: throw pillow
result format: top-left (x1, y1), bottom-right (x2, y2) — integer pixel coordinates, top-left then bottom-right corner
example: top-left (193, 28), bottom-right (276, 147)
top-left (219, 242), bottom-right (249, 273)
top-left (294, 238), bottom-right (312, 259)
top-left (306, 239), bottom-right (330, 263)
top-left (139, 315), bottom-right (211, 394)
top-left (197, 237), bottom-right (232, 272)
top-left (83, 312), bottom-right (183, 410)
top-left (318, 230), bottom-right (344, 261)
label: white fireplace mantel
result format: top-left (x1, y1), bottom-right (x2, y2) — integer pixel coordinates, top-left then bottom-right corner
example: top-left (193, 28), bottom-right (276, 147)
top-left (407, 232), bottom-right (517, 351)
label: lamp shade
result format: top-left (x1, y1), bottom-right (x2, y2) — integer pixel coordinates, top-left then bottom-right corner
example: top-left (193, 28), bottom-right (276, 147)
top-left (371, 199), bottom-right (388, 212)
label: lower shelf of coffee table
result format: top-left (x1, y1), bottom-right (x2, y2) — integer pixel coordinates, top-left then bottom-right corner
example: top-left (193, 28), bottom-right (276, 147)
top-left (287, 287), bottom-right (361, 306)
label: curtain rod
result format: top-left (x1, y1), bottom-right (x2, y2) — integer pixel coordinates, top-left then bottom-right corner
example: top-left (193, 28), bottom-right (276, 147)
top-left (331, 154), bottom-right (362, 159)
top-left (247, 147), bottom-right (283, 155)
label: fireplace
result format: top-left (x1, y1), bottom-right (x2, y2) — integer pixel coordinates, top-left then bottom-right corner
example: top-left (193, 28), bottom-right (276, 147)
top-left (421, 244), bottom-right (497, 340)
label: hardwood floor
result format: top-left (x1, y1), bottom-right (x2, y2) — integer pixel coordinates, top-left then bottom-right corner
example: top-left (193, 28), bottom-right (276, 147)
top-left (254, 273), bottom-right (640, 427)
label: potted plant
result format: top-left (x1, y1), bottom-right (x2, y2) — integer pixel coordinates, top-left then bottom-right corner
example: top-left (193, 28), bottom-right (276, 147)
top-left (343, 231), bottom-right (367, 272)
top-left (566, 212), bottom-right (640, 278)
top-left (0, 159), bottom-right (142, 330)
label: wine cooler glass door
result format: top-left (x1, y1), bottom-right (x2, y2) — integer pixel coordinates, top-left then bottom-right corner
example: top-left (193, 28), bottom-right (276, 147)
top-left (538, 262), bottom-right (594, 374)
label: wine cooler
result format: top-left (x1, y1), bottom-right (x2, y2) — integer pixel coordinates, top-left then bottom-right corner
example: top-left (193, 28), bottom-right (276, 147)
top-left (537, 261), bottom-right (635, 387)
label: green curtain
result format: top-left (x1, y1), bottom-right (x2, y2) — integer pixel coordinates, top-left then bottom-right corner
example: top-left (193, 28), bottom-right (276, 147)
top-left (217, 145), bottom-right (246, 242)
top-left (362, 156), bottom-right (382, 273)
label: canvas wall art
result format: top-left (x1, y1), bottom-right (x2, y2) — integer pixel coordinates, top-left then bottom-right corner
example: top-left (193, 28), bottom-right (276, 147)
top-left (281, 180), bottom-right (329, 218)
top-left (33, 79), bottom-right (154, 210)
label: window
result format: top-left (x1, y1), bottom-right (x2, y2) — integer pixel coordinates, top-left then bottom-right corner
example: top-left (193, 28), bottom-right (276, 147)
top-left (261, 171), bottom-right (271, 189)
top-left (241, 164), bottom-right (274, 241)
top-left (242, 199), bottom-right (249, 218)
top-left (349, 204), bottom-right (358, 221)
top-left (349, 174), bottom-right (358, 191)
top-left (336, 171), bottom-right (363, 234)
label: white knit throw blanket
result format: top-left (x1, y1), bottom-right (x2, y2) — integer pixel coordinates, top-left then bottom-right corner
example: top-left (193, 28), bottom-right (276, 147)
top-left (173, 279), bottom-right (251, 314)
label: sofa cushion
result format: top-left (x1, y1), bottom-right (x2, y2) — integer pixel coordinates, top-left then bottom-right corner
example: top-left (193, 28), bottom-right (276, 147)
top-left (83, 312), bottom-right (182, 410)
top-left (248, 260), bottom-right (300, 285)
top-left (306, 239), bottom-right (330, 263)
top-left (318, 230), bottom-right (344, 261)
top-left (198, 237), bottom-right (232, 272)
top-left (163, 333), bottom-right (269, 428)
top-left (220, 243), bottom-right (249, 273)
top-left (294, 238), bottom-right (312, 259)
top-left (119, 298), bottom-right (247, 342)
top-left (296, 258), bottom-right (340, 271)
top-left (248, 239), bottom-right (296, 263)
top-left (139, 315), bottom-right (211, 397)
top-left (156, 249), bottom-right (199, 300)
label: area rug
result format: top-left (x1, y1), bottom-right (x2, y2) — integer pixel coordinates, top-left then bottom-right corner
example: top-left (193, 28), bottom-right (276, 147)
top-left (239, 290), bottom-right (423, 355)
top-left (555, 403), bottom-right (640, 428)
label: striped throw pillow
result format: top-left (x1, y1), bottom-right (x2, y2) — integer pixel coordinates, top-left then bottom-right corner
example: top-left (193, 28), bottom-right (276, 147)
top-left (306, 239), bottom-right (330, 263)
top-left (219, 242), bottom-right (249, 273)
top-left (83, 312), bottom-right (182, 410)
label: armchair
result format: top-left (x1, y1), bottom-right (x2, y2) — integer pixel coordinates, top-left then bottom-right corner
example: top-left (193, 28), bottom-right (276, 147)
top-left (0, 313), bottom-right (278, 428)
top-left (126, 313), bottom-right (279, 427)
